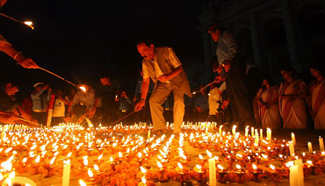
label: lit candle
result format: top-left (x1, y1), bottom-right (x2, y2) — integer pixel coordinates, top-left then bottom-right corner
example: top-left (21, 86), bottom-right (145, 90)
top-left (251, 127), bottom-right (255, 137)
top-left (208, 158), bottom-right (216, 186)
top-left (307, 142), bottom-right (313, 153)
top-left (219, 125), bottom-right (223, 136)
top-left (147, 129), bottom-right (151, 139)
top-left (319, 136), bottom-right (324, 152)
top-left (289, 159), bottom-right (304, 186)
top-left (289, 142), bottom-right (295, 156)
top-left (245, 126), bottom-right (249, 137)
top-left (62, 160), bottom-right (71, 186)
top-left (254, 135), bottom-right (259, 146)
top-left (266, 128), bottom-right (272, 140)
top-left (232, 125), bottom-right (237, 136)
top-left (260, 129), bottom-right (263, 139)
top-left (291, 133), bottom-right (296, 145)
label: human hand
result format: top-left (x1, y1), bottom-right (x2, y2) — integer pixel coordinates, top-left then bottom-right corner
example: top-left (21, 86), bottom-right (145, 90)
top-left (134, 99), bottom-right (145, 112)
top-left (221, 100), bottom-right (230, 110)
top-left (18, 58), bottom-right (39, 69)
top-left (158, 75), bottom-right (169, 83)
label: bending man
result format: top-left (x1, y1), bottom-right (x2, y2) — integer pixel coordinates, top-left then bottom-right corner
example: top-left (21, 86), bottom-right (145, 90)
top-left (134, 41), bottom-right (191, 133)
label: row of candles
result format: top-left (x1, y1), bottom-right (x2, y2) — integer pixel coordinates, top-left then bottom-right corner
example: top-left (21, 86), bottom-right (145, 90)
top-left (0, 122), bottom-right (325, 185)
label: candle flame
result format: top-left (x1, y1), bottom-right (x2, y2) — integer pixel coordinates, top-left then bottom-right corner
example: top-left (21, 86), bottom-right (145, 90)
top-left (83, 156), bottom-right (88, 166)
top-left (79, 179), bottom-right (87, 186)
top-left (195, 164), bottom-right (202, 172)
top-left (306, 160), bottom-right (313, 166)
top-left (140, 166), bottom-right (147, 174)
top-left (285, 161), bottom-right (294, 168)
top-left (141, 176), bottom-right (147, 184)
top-left (79, 85), bottom-right (87, 92)
top-left (97, 154), bottom-right (103, 161)
top-left (269, 164), bottom-right (275, 170)
top-left (157, 161), bottom-right (163, 169)
top-left (88, 168), bottom-right (94, 177)
top-left (206, 150), bottom-right (212, 158)
top-left (50, 157), bottom-right (56, 165)
top-left (177, 162), bottom-right (183, 169)
top-left (217, 164), bottom-right (224, 170)
top-left (94, 164), bottom-right (99, 171)
top-left (236, 164), bottom-right (241, 169)
top-left (252, 163), bottom-right (257, 170)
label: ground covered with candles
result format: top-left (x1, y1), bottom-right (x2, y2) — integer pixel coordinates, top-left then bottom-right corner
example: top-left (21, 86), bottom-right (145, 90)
top-left (1, 123), bottom-right (325, 186)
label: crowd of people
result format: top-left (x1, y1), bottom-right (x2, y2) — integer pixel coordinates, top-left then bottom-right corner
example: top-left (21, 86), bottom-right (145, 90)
top-left (0, 74), bottom-right (142, 126)
top-left (190, 25), bottom-right (325, 130)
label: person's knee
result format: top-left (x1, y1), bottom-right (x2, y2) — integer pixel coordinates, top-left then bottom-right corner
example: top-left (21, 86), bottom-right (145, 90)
top-left (174, 99), bottom-right (184, 109)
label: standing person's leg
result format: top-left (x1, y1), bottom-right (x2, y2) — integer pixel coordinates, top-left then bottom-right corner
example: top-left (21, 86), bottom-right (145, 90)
top-left (173, 87), bottom-right (185, 133)
top-left (149, 83), bottom-right (172, 130)
top-left (208, 88), bottom-right (219, 119)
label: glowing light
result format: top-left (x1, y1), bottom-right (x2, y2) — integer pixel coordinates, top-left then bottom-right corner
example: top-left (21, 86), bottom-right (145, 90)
top-left (269, 164), bottom-right (275, 170)
top-left (94, 164), bottom-right (99, 171)
top-left (157, 161), bottom-right (163, 169)
top-left (23, 20), bottom-right (34, 29)
top-left (140, 166), bottom-right (147, 174)
top-left (79, 86), bottom-right (87, 92)
top-left (141, 176), bottom-right (147, 184)
top-left (79, 179), bottom-right (87, 186)
top-left (286, 161), bottom-right (294, 168)
top-left (217, 164), bottom-right (224, 170)
top-left (87, 168), bottom-right (94, 178)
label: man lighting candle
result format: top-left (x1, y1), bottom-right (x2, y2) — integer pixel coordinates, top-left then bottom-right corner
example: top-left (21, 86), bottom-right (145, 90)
top-left (134, 41), bottom-right (191, 134)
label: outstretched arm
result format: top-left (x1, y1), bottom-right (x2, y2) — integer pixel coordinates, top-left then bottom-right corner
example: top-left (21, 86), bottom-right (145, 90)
top-left (134, 78), bottom-right (150, 112)
top-left (0, 34), bottom-right (39, 69)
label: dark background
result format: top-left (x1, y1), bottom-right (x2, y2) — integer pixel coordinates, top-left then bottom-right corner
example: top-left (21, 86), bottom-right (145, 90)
top-left (0, 0), bottom-right (203, 95)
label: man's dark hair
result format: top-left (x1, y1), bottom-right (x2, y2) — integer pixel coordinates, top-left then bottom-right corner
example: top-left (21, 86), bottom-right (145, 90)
top-left (137, 40), bottom-right (154, 46)
top-left (310, 62), bottom-right (325, 74)
top-left (208, 24), bottom-right (226, 33)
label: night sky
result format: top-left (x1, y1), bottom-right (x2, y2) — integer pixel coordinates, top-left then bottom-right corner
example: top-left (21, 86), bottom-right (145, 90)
top-left (0, 0), bottom-right (203, 94)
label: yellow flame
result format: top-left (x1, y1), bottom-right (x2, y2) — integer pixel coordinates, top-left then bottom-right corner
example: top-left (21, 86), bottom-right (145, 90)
top-left (141, 176), bottom-right (147, 184)
top-left (177, 162), bottom-right (183, 169)
top-left (88, 168), bottom-right (94, 177)
top-left (285, 161), bottom-right (294, 168)
top-left (94, 164), bottom-right (99, 171)
top-left (97, 154), bottom-right (103, 161)
top-left (50, 157), bottom-right (56, 165)
top-left (79, 179), bottom-right (87, 186)
top-left (79, 86), bottom-right (87, 92)
top-left (157, 161), bottom-right (163, 169)
top-left (206, 150), bottom-right (212, 158)
top-left (306, 160), bottom-right (313, 166)
top-left (140, 166), bottom-right (147, 174)
top-left (252, 163), bottom-right (257, 170)
top-left (269, 164), bottom-right (275, 170)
